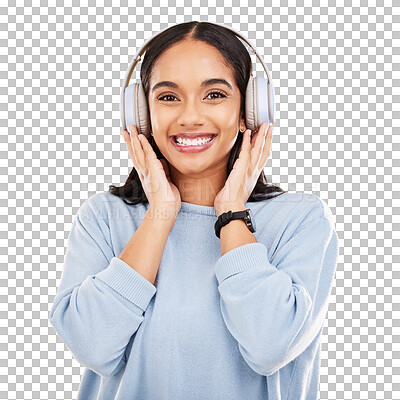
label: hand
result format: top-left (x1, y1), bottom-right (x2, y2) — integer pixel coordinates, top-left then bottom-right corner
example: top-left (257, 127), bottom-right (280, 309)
top-left (214, 122), bottom-right (274, 215)
top-left (121, 125), bottom-right (182, 219)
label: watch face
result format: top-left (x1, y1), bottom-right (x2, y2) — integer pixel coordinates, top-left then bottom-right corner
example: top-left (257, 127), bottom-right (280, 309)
top-left (249, 209), bottom-right (256, 232)
top-left (244, 209), bottom-right (255, 232)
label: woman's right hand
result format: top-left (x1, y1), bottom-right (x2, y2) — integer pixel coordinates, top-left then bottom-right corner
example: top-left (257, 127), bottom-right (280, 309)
top-left (121, 125), bottom-right (181, 220)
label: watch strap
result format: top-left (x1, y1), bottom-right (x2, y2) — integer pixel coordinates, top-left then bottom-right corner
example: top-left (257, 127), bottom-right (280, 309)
top-left (214, 209), bottom-right (254, 239)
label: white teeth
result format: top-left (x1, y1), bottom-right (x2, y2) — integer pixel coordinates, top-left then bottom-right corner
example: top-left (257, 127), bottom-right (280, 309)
top-left (175, 137), bottom-right (213, 146)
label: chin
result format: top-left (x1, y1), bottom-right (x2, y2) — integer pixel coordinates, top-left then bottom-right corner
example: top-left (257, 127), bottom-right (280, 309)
top-left (172, 161), bottom-right (213, 176)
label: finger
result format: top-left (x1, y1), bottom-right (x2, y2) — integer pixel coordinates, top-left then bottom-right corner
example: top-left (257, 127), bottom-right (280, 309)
top-left (159, 158), bottom-right (172, 181)
top-left (121, 129), bottom-right (139, 170)
top-left (128, 125), bottom-right (146, 168)
top-left (258, 123), bottom-right (270, 154)
top-left (250, 122), bottom-right (266, 148)
top-left (259, 124), bottom-right (274, 167)
top-left (138, 133), bottom-right (157, 162)
top-left (239, 129), bottom-right (252, 160)
top-left (250, 122), bottom-right (269, 167)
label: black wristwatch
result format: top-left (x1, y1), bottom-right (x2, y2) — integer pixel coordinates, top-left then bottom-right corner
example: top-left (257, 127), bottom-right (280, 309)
top-left (214, 208), bottom-right (256, 239)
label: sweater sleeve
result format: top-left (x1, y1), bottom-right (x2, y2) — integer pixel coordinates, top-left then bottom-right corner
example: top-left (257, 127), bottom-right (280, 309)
top-left (214, 215), bottom-right (339, 377)
top-left (49, 200), bottom-right (157, 378)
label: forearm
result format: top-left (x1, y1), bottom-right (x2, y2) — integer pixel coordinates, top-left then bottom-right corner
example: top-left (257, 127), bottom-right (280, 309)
top-left (119, 207), bottom-right (176, 285)
top-left (216, 204), bottom-right (257, 257)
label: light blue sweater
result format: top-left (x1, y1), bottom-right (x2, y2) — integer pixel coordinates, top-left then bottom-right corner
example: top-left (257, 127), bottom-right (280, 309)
top-left (49, 190), bottom-right (339, 400)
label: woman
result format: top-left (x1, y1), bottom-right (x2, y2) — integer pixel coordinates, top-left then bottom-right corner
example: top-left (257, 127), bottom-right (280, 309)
top-left (49, 21), bottom-right (339, 400)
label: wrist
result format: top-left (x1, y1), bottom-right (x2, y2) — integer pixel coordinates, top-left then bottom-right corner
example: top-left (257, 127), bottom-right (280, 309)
top-left (215, 203), bottom-right (247, 217)
top-left (146, 207), bottom-right (178, 226)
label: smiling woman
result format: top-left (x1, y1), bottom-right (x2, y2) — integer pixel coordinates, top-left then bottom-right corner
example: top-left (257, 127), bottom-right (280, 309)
top-left (49, 21), bottom-right (339, 400)
top-left (109, 21), bottom-right (287, 206)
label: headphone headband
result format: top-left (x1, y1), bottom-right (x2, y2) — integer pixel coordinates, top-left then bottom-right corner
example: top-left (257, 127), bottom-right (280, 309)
top-left (120, 21), bottom-right (274, 130)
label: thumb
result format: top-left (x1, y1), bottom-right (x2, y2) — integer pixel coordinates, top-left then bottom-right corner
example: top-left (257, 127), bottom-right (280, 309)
top-left (159, 158), bottom-right (171, 181)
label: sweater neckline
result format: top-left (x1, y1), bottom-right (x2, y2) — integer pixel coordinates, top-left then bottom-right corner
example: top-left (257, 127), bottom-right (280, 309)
top-left (179, 201), bottom-right (218, 216)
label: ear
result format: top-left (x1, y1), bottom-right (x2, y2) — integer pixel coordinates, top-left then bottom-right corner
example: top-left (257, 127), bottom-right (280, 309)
top-left (239, 112), bottom-right (247, 132)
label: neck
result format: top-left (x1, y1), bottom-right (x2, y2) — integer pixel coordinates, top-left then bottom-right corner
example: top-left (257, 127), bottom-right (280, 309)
top-left (170, 164), bottom-right (227, 207)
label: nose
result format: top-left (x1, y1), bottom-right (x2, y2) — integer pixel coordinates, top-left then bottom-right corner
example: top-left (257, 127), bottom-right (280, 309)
top-left (176, 96), bottom-right (206, 128)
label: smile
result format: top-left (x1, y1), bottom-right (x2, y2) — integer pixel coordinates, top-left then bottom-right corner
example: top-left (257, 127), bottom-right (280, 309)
top-left (170, 135), bottom-right (217, 153)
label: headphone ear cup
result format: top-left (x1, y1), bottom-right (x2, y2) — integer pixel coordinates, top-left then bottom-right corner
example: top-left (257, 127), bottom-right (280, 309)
top-left (124, 83), bottom-right (151, 136)
top-left (245, 75), bottom-right (273, 131)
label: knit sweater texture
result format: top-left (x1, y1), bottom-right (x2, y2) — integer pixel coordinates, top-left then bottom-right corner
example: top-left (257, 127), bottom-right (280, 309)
top-left (49, 190), bottom-right (339, 400)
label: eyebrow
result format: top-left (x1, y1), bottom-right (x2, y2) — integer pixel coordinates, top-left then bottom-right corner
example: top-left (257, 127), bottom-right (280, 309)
top-left (151, 78), bottom-right (233, 93)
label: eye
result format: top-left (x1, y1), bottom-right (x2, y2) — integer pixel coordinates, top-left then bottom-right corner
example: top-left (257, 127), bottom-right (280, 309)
top-left (156, 91), bottom-right (227, 102)
top-left (205, 91), bottom-right (227, 100)
top-left (157, 94), bottom-right (178, 102)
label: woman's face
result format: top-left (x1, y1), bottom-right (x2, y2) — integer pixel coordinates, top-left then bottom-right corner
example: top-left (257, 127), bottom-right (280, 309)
top-left (148, 39), bottom-right (245, 177)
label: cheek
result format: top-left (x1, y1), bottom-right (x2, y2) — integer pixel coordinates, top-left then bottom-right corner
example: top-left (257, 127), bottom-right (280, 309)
top-left (150, 108), bottom-right (179, 134)
top-left (227, 112), bottom-right (240, 128)
top-left (214, 104), bottom-right (241, 127)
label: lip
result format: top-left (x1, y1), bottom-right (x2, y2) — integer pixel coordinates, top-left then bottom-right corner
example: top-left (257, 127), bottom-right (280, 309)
top-left (170, 135), bottom-right (217, 153)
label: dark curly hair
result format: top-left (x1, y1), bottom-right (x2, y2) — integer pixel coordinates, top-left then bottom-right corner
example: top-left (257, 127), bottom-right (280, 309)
top-left (109, 21), bottom-right (287, 205)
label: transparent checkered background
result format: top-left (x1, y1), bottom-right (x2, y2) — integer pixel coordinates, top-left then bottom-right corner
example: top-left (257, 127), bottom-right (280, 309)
top-left (1, 0), bottom-right (399, 399)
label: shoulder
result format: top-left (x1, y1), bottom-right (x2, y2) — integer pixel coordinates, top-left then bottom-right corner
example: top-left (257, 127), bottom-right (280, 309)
top-left (76, 191), bottom-right (115, 221)
top-left (76, 191), bottom-right (147, 226)
top-left (255, 192), bottom-right (334, 219)
top-left (278, 192), bottom-right (335, 224)
top-left (251, 192), bottom-right (336, 238)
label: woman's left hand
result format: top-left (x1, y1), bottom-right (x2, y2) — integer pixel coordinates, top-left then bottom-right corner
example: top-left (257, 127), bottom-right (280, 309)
top-left (214, 122), bottom-right (274, 216)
